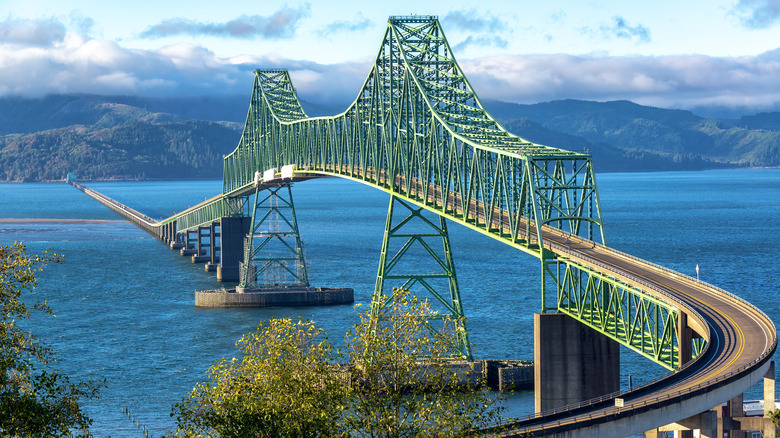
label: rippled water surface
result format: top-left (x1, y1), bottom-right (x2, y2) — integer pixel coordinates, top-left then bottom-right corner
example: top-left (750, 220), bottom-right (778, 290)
top-left (1, 168), bottom-right (778, 436)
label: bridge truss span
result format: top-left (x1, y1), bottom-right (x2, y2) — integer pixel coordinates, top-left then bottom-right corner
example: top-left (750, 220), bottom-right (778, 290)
top-left (84, 14), bottom-right (776, 436)
top-left (223, 17), bottom-right (606, 251)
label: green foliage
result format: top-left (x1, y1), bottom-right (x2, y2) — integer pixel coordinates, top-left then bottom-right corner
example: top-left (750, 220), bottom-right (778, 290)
top-left (490, 99), bottom-right (780, 169)
top-left (170, 288), bottom-right (504, 437)
top-left (3, 94), bottom-right (780, 182)
top-left (0, 242), bottom-right (103, 437)
top-left (344, 290), bottom-right (503, 437)
top-left (170, 318), bottom-right (349, 438)
top-left (0, 97), bottom-right (241, 182)
top-left (768, 408), bottom-right (780, 430)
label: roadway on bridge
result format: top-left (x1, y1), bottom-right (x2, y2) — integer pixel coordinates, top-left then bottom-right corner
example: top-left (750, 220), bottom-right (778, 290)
top-left (491, 222), bottom-right (776, 435)
top-left (70, 175), bottom-right (777, 436)
top-left (316, 171), bottom-right (776, 435)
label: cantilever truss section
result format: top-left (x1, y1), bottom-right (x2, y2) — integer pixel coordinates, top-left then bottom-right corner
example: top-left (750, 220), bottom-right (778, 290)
top-left (218, 16), bottom-right (695, 369)
top-left (551, 260), bottom-right (682, 370)
top-left (162, 196), bottom-right (248, 232)
top-left (222, 17), bottom-right (606, 251)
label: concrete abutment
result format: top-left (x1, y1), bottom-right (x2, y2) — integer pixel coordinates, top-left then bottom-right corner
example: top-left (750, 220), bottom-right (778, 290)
top-left (534, 312), bottom-right (620, 413)
top-left (215, 216), bottom-right (251, 282)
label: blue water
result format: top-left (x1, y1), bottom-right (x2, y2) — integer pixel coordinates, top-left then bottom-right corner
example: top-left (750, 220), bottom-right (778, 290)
top-left (1, 168), bottom-right (779, 436)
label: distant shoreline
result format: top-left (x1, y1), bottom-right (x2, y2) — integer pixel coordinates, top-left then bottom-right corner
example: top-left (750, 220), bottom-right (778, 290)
top-left (1, 165), bottom-right (779, 184)
top-left (0, 218), bottom-right (124, 224)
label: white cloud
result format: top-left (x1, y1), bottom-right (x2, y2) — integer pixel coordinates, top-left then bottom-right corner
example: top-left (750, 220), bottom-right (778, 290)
top-left (4, 16), bottom-right (780, 115)
top-left (0, 16), bottom-right (66, 46)
top-left (458, 51), bottom-right (780, 112)
top-left (0, 20), bottom-right (256, 97)
top-left (138, 5), bottom-right (310, 40)
top-left (732, 0), bottom-right (780, 28)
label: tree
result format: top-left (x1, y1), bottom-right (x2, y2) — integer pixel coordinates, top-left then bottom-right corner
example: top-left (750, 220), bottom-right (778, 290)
top-left (768, 408), bottom-right (780, 432)
top-left (170, 318), bottom-right (350, 438)
top-left (344, 290), bottom-right (503, 437)
top-left (0, 242), bottom-right (103, 437)
top-left (170, 288), bottom-right (505, 437)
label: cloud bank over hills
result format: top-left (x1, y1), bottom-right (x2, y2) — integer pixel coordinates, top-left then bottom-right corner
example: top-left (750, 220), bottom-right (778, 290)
top-left (2, 6), bottom-right (780, 117)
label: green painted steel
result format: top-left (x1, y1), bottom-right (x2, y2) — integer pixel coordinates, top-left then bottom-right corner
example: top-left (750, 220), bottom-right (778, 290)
top-left (552, 260), bottom-right (680, 369)
top-left (210, 15), bottom-right (689, 368)
top-left (221, 17), bottom-right (607, 256)
top-left (240, 184), bottom-right (309, 288)
top-left (162, 195), bottom-right (248, 232)
top-left (372, 195), bottom-right (472, 360)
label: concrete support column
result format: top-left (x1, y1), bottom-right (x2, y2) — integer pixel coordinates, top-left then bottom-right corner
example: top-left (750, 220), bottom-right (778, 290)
top-left (534, 313), bottom-right (620, 412)
top-left (186, 229), bottom-right (196, 249)
top-left (673, 313), bottom-right (696, 438)
top-left (728, 394), bottom-right (747, 438)
top-left (210, 222), bottom-right (219, 265)
top-left (714, 404), bottom-right (724, 438)
top-left (698, 410), bottom-right (717, 438)
top-left (658, 411), bottom-right (717, 438)
top-left (217, 216), bottom-right (251, 282)
top-left (198, 226), bottom-right (209, 255)
top-left (766, 361), bottom-right (776, 438)
top-left (678, 312), bottom-right (693, 366)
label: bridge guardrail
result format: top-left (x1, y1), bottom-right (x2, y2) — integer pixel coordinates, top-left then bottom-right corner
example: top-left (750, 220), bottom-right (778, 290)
top-left (68, 180), bottom-right (161, 237)
top-left (486, 340), bottom-right (775, 435)
top-left (480, 231), bottom-right (777, 434)
top-left (599, 242), bottom-right (778, 334)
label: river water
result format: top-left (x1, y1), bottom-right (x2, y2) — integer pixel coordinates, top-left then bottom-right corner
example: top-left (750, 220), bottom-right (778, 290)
top-left (1, 168), bottom-right (778, 436)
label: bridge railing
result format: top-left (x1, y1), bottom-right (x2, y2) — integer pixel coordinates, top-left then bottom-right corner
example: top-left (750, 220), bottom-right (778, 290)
top-left (221, 17), bottom-right (607, 248)
top-left (600, 242), bottom-right (777, 329)
top-left (68, 180), bottom-right (161, 237)
top-left (163, 195), bottom-right (247, 232)
top-left (486, 337), bottom-right (775, 435)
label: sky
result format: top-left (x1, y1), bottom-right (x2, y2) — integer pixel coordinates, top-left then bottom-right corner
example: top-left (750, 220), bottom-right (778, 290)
top-left (2, 0), bottom-right (780, 116)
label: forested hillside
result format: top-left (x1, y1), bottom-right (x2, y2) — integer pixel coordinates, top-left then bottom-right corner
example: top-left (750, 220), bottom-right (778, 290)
top-left (0, 98), bottom-right (241, 181)
top-left (1, 94), bottom-right (778, 182)
top-left (484, 99), bottom-right (780, 170)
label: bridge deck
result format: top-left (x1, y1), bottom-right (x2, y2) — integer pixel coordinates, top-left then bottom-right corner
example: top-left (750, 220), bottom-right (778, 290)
top-left (300, 169), bottom-right (775, 435)
top-left (487, 225), bottom-right (775, 435)
top-left (70, 172), bottom-right (776, 435)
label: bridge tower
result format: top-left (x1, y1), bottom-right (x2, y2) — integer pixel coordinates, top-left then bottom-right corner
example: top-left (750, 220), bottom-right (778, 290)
top-left (239, 182), bottom-right (309, 290)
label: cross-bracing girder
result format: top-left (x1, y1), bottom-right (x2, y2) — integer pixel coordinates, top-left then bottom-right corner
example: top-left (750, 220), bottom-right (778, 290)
top-left (220, 15), bottom-right (693, 368)
top-left (240, 184), bottom-right (309, 288)
top-left (372, 195), bottom-right (472, 360)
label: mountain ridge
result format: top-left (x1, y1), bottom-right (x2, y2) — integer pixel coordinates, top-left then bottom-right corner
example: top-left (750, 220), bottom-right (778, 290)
top-left (1, 94), bottom-right (778, 182)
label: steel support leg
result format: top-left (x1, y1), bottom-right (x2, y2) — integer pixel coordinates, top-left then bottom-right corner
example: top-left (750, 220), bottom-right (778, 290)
top-left (239, 184), bottom-right (309, 288)
top-left (371, 195), bottom-right (472, 360)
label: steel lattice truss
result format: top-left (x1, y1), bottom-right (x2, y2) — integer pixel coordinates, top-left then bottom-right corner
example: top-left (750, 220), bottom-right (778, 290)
top-left (553, 261), bottom-right (681, 369)
top-left (222, 17), bottom-right (605, 247)
top-left (240, 184), bottom-right (309, 288)
top-left (176, 15), bottom-right (689, 369)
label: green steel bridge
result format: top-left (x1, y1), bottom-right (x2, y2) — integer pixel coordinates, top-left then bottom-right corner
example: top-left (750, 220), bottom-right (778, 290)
top-left (73, 16), bottom-right (776, 437)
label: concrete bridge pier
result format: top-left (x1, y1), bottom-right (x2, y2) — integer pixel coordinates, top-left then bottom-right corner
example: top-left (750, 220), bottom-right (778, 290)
top-left (180, 229), bottom-right (198, 256)
top-left (216, 216), bottom-right (251, 282)
top-left (191, 226), bottom-right (211, 263)
top-left (645, 361), bottom-right (776, 438)
top-left (205, 221), bottom-right (220, 272)
top-left (162, 222), bottom-right (179, 247)
top-left (534, 312), bottom-right (620, 412)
